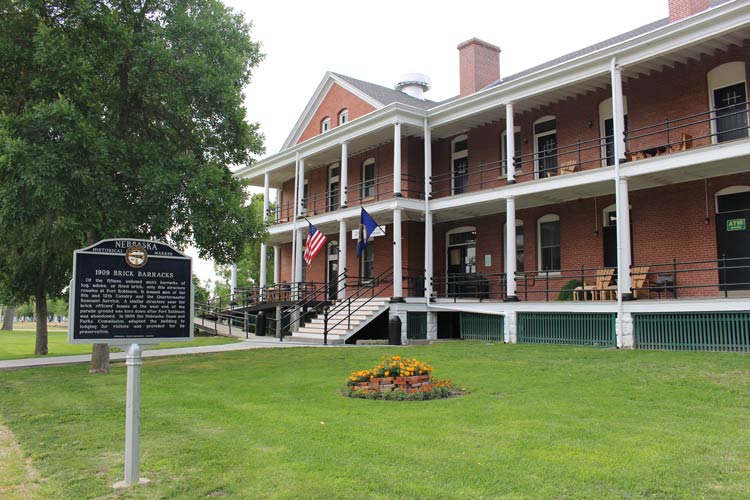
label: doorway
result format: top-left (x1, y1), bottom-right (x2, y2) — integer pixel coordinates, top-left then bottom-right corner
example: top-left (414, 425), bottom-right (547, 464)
top-left (602, 205), bottom-right (633, 270)
top-left (446, 228), bottom-right (477, 296)
top-left (716, 188), bottom-right (750, 291)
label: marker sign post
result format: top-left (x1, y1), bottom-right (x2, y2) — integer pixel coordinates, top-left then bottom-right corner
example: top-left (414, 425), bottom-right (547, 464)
top-left (68, 238), bottom-right (192, 488)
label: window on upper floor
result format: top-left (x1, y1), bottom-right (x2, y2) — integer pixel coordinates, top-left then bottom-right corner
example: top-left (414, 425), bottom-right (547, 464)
top-left (537, 214), bottom-right (560, 273)
top-left (362, 158), bottom-right (376, 199)
top-left (708, 62), bottom-right (748, 144)
top-left (534, 117), bottom-right (557, 179)
top-left (338, 109), bottom-right (349, 125)
top-left (501, 127), bottom-right (522, 177)
top-left (451, 135), bottom-right (469, 195)
top-left (321, 117), bottom-right (331, 133)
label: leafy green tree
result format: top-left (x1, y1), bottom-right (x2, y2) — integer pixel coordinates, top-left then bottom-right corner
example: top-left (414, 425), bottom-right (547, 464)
top-left (214, 193), bottom-right (273, 299)
top-left (0, 0), bottom-right (265, 370)
top-left (192, 275), bottom-right (210, 304)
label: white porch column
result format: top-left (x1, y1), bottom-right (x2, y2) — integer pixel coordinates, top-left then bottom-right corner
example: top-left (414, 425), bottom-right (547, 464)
top-left (392, 208), bottom-right (403, 299)
top-left (423, 118), bottom-right (433, 299)
top-left (259, 173), bottom-right (269, 291)
top-left (295, 229), bottom-right (304, 290)
top-left (230, 264), bottom-right (237, 302)
top-left (340, 142), bottom-right (348, 208)
top-left (611, 59), bottom-right (627, 163)
top-left (505, 103), bottom-right (516, 183)
top-left (611, 57), bottom-right (633, 301)
top-left (338, 219), bottom-right (347, 300)
top-left (617, 176), bottom-right (633, 299)
top-left (505, 196), bottom-right (518, 301)
top-left (273, 245), bottom-right (280, 284)
top-left (393, 122), bottom-right (402, 196)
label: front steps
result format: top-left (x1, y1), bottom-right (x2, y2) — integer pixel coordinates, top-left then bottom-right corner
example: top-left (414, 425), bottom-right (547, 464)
top-left (287, 298), bottom-right (390, 344)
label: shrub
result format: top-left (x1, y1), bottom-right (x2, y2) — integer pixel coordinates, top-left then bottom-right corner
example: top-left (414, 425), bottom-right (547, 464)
top-left (557, 279), bottom-right (583, 301)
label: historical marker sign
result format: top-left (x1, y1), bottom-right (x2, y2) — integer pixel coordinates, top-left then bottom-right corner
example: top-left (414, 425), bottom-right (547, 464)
top-left (69, 239), bottom-right (193, 344)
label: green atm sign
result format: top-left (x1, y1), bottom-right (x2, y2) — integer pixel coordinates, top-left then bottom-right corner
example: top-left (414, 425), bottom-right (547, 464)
top-left (727, 218), bottom-right (747, 232)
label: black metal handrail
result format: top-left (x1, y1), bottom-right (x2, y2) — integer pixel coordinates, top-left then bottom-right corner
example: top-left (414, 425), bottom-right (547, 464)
top-left (345, 173), bottom-right (424, 204)
top-left (632, 256), bottom-right (750, 299)
top-left (515, 266), bottom-right (617, 302)
top-left (432, 272), bottom-right (507, 301)
top-left (322, 267), bottom-right (393, 344)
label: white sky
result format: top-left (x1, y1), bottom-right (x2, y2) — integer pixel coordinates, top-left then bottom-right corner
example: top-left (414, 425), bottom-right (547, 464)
top-left (191, 0), bottom-right (671, 286)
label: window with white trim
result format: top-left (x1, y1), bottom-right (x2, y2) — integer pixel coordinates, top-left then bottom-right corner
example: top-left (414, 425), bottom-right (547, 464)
top-left (361, 242), bottom-right (374, 280)
top-left (537, 214), bottom-right (560, 272)
top-left (534, 117), bottom-right (557, 178)
top-left (501, 127), bottom-right (522, 177)
top-left (504, 220), bottom-right (525, 273)
top-left (361, 158), bottom-right (376, 199)
top-left (321, 117), bottom-right (331, 133)
top-left (451, 135), bottom-right (469, 195)
top-left (338, 109), bottom-right (349, 125)
top-left (599, 97), bottom-right (629, 167)
top-left (708, 62), bottom-right (748, 143)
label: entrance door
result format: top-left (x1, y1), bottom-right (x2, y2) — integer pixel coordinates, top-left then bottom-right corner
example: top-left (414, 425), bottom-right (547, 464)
top-left (328, 164), bottom-right (340, 211)
top-left (447, 230), bottom-right (477, 296)
top-left (326, 241), bottom-right (339, 300)
top-left (602, 208), bottom-right (634, 270)
top-left (714, 83), bottom-right (748, 143)
top-left (716, 191), bottom-right (750, 291)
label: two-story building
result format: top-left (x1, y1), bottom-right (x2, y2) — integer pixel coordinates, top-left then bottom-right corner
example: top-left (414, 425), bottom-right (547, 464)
top-left (236, 0), bottom-right (750, 350)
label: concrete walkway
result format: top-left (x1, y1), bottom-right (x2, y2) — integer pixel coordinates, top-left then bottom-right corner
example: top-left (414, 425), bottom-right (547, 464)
top-left (0, 336), bottom-right (322, 371)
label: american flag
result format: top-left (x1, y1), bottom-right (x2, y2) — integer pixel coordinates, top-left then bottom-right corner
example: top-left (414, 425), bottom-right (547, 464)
top-left (303, 222), bottom-right (327, 266)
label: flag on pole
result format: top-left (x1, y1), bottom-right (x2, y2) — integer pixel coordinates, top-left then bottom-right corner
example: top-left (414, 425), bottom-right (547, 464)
top-left (303, 221), bottom-right (327, 266)
top-left (357, 208), bottom-right (379, 257)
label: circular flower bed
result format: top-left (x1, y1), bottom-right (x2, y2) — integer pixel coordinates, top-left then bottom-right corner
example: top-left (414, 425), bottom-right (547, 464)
top-left (340, 355), bottom-right (462, 401)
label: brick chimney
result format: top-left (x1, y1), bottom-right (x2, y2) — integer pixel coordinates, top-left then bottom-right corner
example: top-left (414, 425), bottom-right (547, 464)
top-left (669, 0), bottom-right (710, 22)
top-left (458, 38), bottom-right (501, 97)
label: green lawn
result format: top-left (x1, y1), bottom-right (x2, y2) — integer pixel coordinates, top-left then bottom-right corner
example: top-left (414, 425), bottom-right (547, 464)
top-left (0, 330), bottom-right (239, 361)
top-left (0, 343), bottom-right (748, 499)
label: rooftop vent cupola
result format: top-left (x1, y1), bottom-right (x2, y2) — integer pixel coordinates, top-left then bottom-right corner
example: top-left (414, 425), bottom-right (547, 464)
top-left (395, 73), bottom-right (431, 100)
top-left (668, 0), bottom-right (710, 22)
top-left (458, 38), bottom-right (501, 97)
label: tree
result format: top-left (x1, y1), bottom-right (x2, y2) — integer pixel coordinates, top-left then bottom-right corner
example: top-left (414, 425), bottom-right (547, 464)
top-left (2, 305), bottom-right (15, 331)
top-left (0, 0), bottom-right (266, 370)
top-left (214, 193), bottom-right (273, 298)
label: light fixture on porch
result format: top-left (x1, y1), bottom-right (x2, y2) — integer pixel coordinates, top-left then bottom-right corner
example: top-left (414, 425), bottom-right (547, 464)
top-left (704, 178), bottom-right (711, 225)
top-left (593, 196), bottom-right (599, 236)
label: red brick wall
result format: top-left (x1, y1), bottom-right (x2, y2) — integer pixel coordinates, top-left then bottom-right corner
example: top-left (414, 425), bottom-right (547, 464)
top-left (297, 83), bottom-right (377, 144)
top-left (431, 44), bottom-right (750, 199)
top-left (669, 0), bottom-right (710, 22)
top-left (458, 38), bottom-right (501, 97)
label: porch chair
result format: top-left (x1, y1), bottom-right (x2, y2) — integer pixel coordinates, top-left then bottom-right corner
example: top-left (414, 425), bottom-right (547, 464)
top-left (559, 160), bottom-right (577, 175)
top-left (603, 266), bottom-right (651, 299)
top-left (669, 133), bottom-right (693, 153)
top-left (573, 268), bottom-right (616, 301)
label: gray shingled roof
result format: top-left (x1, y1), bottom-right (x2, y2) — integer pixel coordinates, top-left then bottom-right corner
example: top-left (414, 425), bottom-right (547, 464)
top-left (332, 72), bottom-right (438, 110)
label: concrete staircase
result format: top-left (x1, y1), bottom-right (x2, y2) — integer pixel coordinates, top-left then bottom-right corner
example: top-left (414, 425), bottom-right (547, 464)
top-left (287, 297), bottom-right (390, 344)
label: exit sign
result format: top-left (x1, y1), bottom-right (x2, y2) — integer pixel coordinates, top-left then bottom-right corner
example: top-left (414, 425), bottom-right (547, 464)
top-left (727, 218), bottom-right (746, 232)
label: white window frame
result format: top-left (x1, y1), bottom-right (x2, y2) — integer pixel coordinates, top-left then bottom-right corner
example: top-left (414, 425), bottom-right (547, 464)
top-left (537, 214), bottom-right (561, 275)
top-left (503, 219), bottom-right (525, 273)
top-left (501, 126), bottom-right (522, 177)
top-left (599, 97), bottom-right (628, 167)
top-left (328, 162), bottom-right (340, 211)
top-left (445, 226), bottom-right (477, 274)
top-left (321, 117), bottom-right (331, 133)
top-left (451, 134), bottom-right (469, 195)
top-left (361, 242), bottom-right (375, 280)
top-left (533, 116), bottom-right (557, 179)
top-left (338, 109), bottom-right (349, 125)
top-left (300, 179), bottom-right (309, 214)
top-left (361, 158), bottom-right (376, 199)
top-left (707, 62), bottom-right (748, 144)
top-left (715, 185), bottom-right (750, 213)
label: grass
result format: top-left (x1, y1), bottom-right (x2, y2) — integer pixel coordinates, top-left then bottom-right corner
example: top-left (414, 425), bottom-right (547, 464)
top-left (0, 343), bottom-right (748, 499)
top-left (0, 330), bottom-right (239, 361)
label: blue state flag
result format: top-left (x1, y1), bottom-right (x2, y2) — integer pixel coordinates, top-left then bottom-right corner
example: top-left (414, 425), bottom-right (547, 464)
top-left (357, 208), bottom-right (379, 257)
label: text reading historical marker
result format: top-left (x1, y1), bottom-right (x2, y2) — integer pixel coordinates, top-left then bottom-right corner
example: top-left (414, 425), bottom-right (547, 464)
top-left (69, 238), bottom-right (192, 489)
top-left (70, 238), bottom-right (193, 344)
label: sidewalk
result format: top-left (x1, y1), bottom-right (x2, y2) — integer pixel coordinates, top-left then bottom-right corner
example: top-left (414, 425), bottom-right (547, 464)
top-left (0, 336), bottom-right (321, 371)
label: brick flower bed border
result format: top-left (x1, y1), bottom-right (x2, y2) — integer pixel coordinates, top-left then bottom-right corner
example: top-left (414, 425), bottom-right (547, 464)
top-left (356, 375), bottom-right (431, 392)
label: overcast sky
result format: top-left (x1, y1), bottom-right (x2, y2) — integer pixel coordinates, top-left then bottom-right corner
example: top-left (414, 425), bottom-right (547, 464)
top-left (190, 0), bottom-right (672, 286)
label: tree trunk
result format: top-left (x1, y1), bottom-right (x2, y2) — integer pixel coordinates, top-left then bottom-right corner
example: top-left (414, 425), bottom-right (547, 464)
top-left (90, 344), bottom-right (110, 374)
top-left (87, 230), bottom-right (110, 374)
top-left (33, 291), bottom-right (48, 355)
top-left (2, 306), bottom-right (14, 331)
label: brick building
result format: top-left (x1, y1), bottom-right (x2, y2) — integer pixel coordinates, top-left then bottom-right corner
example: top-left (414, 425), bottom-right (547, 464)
top-left (236, 0), bottom-right (750, 349)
